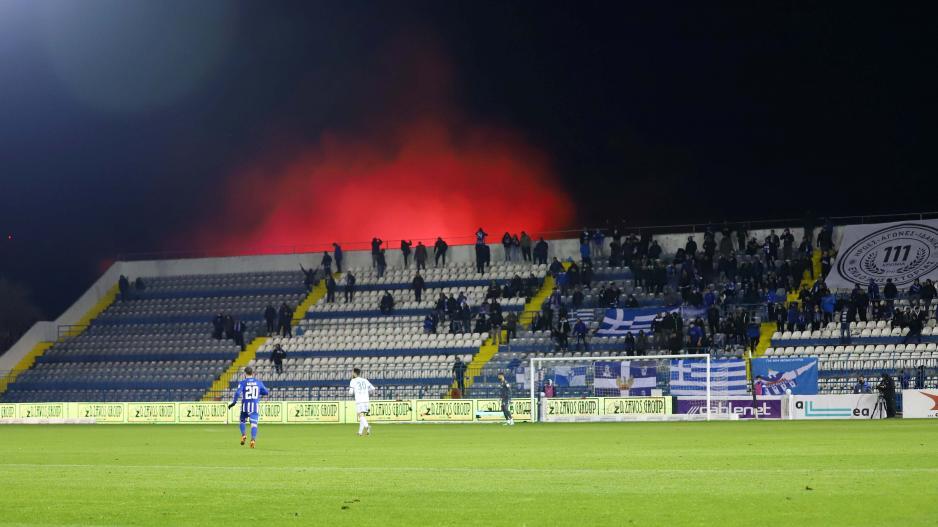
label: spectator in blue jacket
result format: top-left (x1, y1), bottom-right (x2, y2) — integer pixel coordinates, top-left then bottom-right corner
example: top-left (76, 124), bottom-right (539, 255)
top-left (867, 279), bottom-right (880, 302)
top-left (573, 318), bottom-right (589, 351)
top-left (579, 239), bottom-right (591, 265)
top-left (821, 294), bottom-right (836, 324)
top-left (332, 242), bottom-right (343, 273)
top-left (786, 303), bottom-right (800, 332)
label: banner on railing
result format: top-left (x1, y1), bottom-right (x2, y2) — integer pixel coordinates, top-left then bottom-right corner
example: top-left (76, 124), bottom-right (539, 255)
top-left (826, 220), bottom-right (938, 290)
top-left (750, 357), bottom-right (818, 395)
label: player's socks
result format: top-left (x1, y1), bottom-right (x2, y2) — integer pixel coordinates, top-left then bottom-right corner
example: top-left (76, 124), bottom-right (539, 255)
top-left (239, 422), bottom-right (246, 436)
top-left (251, 424), bottom-right (258, 441)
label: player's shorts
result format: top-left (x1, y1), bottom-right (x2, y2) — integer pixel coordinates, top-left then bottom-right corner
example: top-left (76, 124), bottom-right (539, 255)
top-left (356, 402), bottom-right (370, 414)
top-left (240, 411), bottom-right (259, 424)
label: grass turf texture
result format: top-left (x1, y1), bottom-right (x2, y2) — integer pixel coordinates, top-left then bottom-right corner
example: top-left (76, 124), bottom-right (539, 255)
top-left (1, 421), bottom-right (936, 526)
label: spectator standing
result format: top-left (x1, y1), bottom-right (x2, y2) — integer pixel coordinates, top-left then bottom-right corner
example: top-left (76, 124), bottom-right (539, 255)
top-left (263, 304), bottom-right (277, 336)
top-left (320, 251), bottom-right (333, 274)
top-left (591, 229), bottom-right (605, 258)
top-left (502, 232), bottom-right (513, 261)
top-left (223, 314), bottom-right (235, 340)
top-left (278, 303), bottom-right (292, 337)
top-left (520, 231), bottom-right (533, 262)
top-left (118, 275), bottom-right (130, 301)
top-left (573, 318), bottom-right (589, 351)
top-left (325, 274), bottom-right (337, 303)
top-left (400, 240), bottom-right (413, 268)
top-left (624, 332), bottom-right (636, 355)
top-left (922, 279), bottom-right (936, 311)
top-left (533, 238), bottom-right (549, 265)
top-left (412, 272), bottom-right (425, 302)
top-left (376, 249), bottom-right (387, 278)
top-left (505, 312), bottom-right (518, 343)
top-left (453, 356), bottom-right (468, 396)
top-left (232, 318), bottom-right (246, 351)
top-left (883, 278), bottom-right (898, 315)
top-left (415, 242), bottom-right (428, 270)
top-left (434, 237), bottom-right (448, 267)
top-left (900, 369), bottom-right (911, 390)
top-left (839, 303), bottom-right (853, 344)
top-left (371, 237), bottom-right (383, 268)
top-left (212, 313), bottom-right (224, 340)
top-left (332, 242), bottom-right (343, 273)
top-left (475, 243), bottom-right (486, 274)
top-left (344, 272), bottom-right (356, 303)
top-left (300, 264), bottom-right (318, 292)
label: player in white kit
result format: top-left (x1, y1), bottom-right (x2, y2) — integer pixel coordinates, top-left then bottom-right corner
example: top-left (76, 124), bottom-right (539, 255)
top-left (349, 368), bottom-right (376, 436)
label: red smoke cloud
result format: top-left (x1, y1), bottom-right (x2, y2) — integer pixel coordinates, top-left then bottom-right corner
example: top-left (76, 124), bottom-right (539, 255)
top-left (192, 120), bottom-right (575, 254)
top-left (186, 33), bottom-right (574, 255)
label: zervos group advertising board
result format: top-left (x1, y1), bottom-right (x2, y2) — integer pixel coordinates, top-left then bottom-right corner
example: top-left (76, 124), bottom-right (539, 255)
top-left (901, 390), bottom-right (938, 418)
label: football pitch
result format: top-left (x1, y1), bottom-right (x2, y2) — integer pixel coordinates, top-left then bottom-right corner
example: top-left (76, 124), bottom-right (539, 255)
top-left (1, 421), bottom-right (936, 526)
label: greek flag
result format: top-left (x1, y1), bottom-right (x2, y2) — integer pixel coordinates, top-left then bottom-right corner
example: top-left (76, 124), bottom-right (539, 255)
top-left (669, 359), bottom-right (748, 396)
top-left (597, 307), bottom-right (679, 336)
top-left (574, 309), bottom-right (596, 323)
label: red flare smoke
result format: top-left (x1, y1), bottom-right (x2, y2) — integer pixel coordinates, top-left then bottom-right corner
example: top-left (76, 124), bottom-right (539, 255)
top-left (192, 119), bottom-right (575, 254)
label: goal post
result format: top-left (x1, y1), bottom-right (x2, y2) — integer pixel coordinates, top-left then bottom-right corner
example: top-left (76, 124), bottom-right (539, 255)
top-left (528, 354), bottom-right (712, 422)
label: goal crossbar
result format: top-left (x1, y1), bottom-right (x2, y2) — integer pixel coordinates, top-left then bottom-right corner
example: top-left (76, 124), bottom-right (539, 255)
top-left (529, 353), bottom-right (712, 422)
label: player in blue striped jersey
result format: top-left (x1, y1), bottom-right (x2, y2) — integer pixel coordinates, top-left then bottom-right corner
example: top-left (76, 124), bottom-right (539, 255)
top-left (228, 366), bottom-right (269, 448)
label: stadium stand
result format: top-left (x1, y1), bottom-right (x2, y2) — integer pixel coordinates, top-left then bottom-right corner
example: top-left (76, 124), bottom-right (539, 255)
top-left (0, 271), bottom-right (307, 402)
top-left (2, 221), bottom-right (936, 402)
top-left (238, 261), bottom-right (543, 400)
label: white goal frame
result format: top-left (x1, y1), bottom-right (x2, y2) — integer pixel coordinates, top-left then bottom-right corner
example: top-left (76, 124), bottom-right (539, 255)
top-left (529, 353), bottom-right (712, 421)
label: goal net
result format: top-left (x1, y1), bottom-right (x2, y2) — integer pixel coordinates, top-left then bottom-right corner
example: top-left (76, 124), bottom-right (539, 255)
top-left (527, 354), bottom-right (733, 422)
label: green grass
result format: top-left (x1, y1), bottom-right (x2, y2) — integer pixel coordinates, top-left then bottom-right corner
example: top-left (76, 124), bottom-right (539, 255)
top-left (1, 421), bottom-right (936, 526)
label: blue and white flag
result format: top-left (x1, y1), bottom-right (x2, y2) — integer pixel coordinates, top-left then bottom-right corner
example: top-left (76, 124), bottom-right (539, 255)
top-left (574, 309), bottom-right (596, 323)
top-left (596, 307), bottom-right (679, 336)
top-left (751, 357), bottom-right (818, 395)
top-left (552, 366), bottom-right (588, 387)
top-left (594, 361), bottom-right (657, 396)
top-left (670, 359), bottom-right (748, 396)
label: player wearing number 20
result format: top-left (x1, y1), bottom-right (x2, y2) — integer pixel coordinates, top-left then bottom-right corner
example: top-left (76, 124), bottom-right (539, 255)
top-left (228, 366), bottom-right (269, 448)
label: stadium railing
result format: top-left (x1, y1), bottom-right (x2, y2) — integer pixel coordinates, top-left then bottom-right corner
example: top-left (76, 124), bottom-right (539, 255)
top-left (114, 210), bottom-right (938, 262)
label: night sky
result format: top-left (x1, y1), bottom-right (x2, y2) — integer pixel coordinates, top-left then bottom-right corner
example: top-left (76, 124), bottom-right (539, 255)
top-left (1, 1), bottom-right (936, 321)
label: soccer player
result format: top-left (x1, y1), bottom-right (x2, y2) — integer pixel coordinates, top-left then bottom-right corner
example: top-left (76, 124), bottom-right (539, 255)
top-left (349, 368), bottom-right (376, 436)
top-left (228, 366), bottom-right (269, 448)
top-left (497, 372), bottom-right (514, 426)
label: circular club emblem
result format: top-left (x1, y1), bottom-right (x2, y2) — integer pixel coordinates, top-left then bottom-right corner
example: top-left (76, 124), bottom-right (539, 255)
top-left (838, 223), bottom-right (938, 287)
